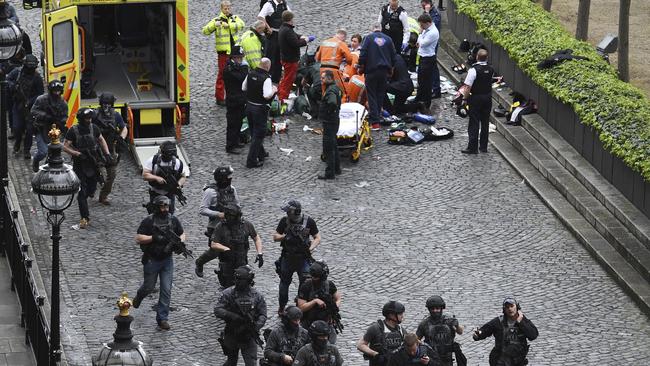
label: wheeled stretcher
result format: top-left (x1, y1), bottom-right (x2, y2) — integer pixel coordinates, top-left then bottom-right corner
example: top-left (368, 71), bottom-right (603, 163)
top-left (335, 102), bottom-right (373, 162)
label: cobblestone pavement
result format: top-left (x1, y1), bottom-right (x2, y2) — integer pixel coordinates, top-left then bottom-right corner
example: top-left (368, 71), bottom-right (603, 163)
top-left (11, 1), bottom-right (650, 365)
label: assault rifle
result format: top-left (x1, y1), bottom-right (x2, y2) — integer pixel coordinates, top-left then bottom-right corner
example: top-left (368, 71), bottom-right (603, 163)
top-left (241, 311), bottom-right (264, 347)
top-left (158, 167), bottom-right (188, 206)
top-left (316, 292), bottom-right (344, 334)
top-left (78, 148), bottom-right (106, 185)
top-left (153, 225), bottom-right (193, 259)
top-left (93, 117), bottom-right (129, 153)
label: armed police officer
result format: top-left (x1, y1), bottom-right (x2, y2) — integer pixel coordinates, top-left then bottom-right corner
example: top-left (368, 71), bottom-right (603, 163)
top-left (133, 196), bottom-right (188, 330)
top-left (195, 166), bottom-right (240, 277)
top-left (273, 200), bottom-right (321, 314)
top-left (196, 204), bottom-right (263, 288)
top-left (223, 46), bottom-right (249, 154)
top-left (30, 79), bottom-right (68, 172)
top-left (292, 320), bottom-right (344, 366)
top-left (416, 296), bottom-right (465, 366)
top-left (93, 92), bottom-right (128, 205)
top-left (142, 141), bottom-right (187, 214)
top-left (214, 265), bottom-right (268, 366)
top-left (296, 261), bottom-right (342, 343)
top-left (473, 297), bottom-right (538, 366)
top-left (357, 301), bottom-right (406, 366)
top-left (262, 305), bottom-right (310, 365)
top-left (7, 54), bottom-right (43, 160)
top-left (63, 108), bottom-right (111, 229)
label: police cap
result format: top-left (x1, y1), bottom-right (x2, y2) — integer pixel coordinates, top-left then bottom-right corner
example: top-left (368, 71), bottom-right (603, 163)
top-left (308, 320), bottom-right (330, 337)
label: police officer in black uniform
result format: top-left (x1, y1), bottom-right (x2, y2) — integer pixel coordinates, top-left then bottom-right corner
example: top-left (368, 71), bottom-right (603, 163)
top-left (461, 48), bottom-right (494, 154)
top-left (258, 0), bottom-right (289, 83)
top-left (195, 166), bottom-right (241, 277)
top-left (7, 54), bottom-right (43, 159)
top-left (296, 261), bottom-right (341, 343)
top-left (273, 200), bottom-right (321, 313)
top-left (93, 92), bottom-right (128, 205)
top-left (133, 195), bottom-right (187, 330)
top-left (142, 141), bottom-right (187, 213)
top-left (357, 301), bottom-right (406, 366)
top-left (416, 296), bottom-right (465, 366)
top-left (214, 265), bottom-right (268, 366)
top-left (473, 297), bottom-right (538, 366)
top-left (223, 46), bottom-right (249, 154)
top-left (262, 305), bottom-right (310, 366)
top-left (379, 0), bottom-right (409, 53)
top-left (196, 204), bottom-right (264, 288)
top-left (243, 57), bottom-right (276, 168)
top-left (63, 108), bottom-right (111, 228)
top-left (30, 79), bottom-right (69, 172)
top-left (293, 320), bottom-right (344, 366)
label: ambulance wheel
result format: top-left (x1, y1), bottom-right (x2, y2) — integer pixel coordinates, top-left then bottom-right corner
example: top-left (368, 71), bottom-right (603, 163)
top-left (320, 154), bottom-right (326, 162)
top-left (364, 137), bottom-right (373, 148)
top-left (351, 150), bottom-right (360, 163)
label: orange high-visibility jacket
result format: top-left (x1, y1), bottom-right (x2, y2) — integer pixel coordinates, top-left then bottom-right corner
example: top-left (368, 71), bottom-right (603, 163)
top-left (346, 74), bottom-right (366, 104)
top-left (316, 37), bottom-right (353, 69)
top-left (343, 51), bottom-right (360, 80)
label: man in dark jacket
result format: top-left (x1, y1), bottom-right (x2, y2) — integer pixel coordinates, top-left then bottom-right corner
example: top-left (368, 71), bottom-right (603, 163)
top-left (382, 55), bottom-right (414, 116)
top-left (258, 0), bottom-right (290, 83)
top-left (30, 80), bottom-right (69, 172)
top-left (318, 70), bottom-right (342, 180)
top-left (358, 23), bottom-right (396, 130)
top-left (387, 333), bottom-right (440, 366)
top-left (7, 54), bottom-right (43, 159)
top-left (277, 10), bottom-right (313, 103)
top-left (473, 297), bottom-right (538, 366)
top-left (223, 46), bottom-right (249, 154)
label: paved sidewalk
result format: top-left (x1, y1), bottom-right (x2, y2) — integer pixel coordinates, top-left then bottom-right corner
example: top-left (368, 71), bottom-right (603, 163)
top-left (0, 256), bottom-right (36, 366)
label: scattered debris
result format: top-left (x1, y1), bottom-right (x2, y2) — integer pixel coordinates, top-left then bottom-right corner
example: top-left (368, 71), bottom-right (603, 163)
top-left (279, 148), bottom-right (294, 155)
top-left (305, 156), bottom-right (312, 161)
top-left (354, 181), bottom-right (369, 188)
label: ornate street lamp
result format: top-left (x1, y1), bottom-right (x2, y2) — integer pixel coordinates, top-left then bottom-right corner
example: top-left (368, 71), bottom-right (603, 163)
top-left (92, 292), bottom-right (153, 366)
top-left (31, 126), bottom-right (80, 364)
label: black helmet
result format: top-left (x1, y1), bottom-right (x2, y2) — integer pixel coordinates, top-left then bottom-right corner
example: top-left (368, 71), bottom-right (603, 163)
top-left (213, 166), bottom-right (234, 182)
top-left (281, 199), bottom-right (302, 213)
top-left (98, 92), bottom-right (116, 106)
top-left (234, 265), bottom-right (255, 281)
top-left (160, 141), bottom-right (177, 156)
top-left (284, 305), bottom-right (303, 321)
top-left (382, 301), bottom-right (405, 317)
top-left (152, 195), bottom-right (170, 207)
top-left (426, 295), bottom-right (446, 309)
top-left (48, 79), bottom-right (64, 93)
top-left (23, 54), bottom-right (38, 69)
top-left (309, 261), bottom-right (329, 280)
top-left (76, 107), bottom-right (95, 121)
top-left (223, 203), bottom-right (242, 217)
top-left (308, 320), bottom-right (330, 338)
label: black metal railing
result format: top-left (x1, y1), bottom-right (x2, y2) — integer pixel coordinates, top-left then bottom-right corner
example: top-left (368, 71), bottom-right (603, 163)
top-left (1, 179), bottom-right (51, 365)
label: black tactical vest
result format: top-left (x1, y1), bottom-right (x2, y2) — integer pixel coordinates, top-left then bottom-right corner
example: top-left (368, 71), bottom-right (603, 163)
top-left (147, 214), bottom-right (173, 259)
top-left (310, 345), bottom-right (337, 366)
top-left (15, 69), bottom-right (35, 105)
top-left (372, 320), bottom-right (404, 355)
top-left (470, 63), bottom-right (494, 95)
top-left (149, 154), bottom-right (183, 190)
top-left (247, 68), bottom-right (271, 105)
top-left (265, 0), bottom-right (287, 30)
top-left (222, 221), bottom-right (250, 260)
top-left (381, 5), bottom-right (404, 48)
top-left (423, 316), bottom-right (455, 356)
top-left (72, 124), bottom-right (98, 151)
top-left (283, 215), bottom-right (310, 254)
top-left (303, 280), bottom-right (331, 323)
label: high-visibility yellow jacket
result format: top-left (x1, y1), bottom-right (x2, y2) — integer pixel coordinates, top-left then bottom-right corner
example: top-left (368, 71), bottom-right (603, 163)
top-left (408, 16), bottom-right (420, 35)
top-left (202, 12), bottom-right (246, 54)
top-left (239, 29), bottom-right (264, 69)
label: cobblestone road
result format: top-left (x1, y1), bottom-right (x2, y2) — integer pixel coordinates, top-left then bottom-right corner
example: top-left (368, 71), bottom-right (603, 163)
top-left (11, 1), bottom-right (650, 365)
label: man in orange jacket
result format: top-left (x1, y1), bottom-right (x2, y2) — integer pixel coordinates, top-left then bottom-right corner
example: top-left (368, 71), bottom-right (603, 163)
top-left (346, 74), bottom-right (367, 105)
top-left (316, 29), bottom-right (353, 103)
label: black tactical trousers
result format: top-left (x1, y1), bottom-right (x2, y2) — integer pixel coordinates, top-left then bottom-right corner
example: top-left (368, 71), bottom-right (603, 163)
top-left (222, 336), bottom-right (257, 366)
top-left (467, 93), bottom-right (492, 151)
top-left (226, 103), bottom-right (245, 150)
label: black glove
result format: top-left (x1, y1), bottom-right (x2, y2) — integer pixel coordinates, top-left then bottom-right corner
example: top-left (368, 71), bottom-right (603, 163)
top-left (104, 153), bottom-right (115, 166)
top-left (254, 254), bottom-right (264, 268)
top-left (372, 353), bottom-right (386, 365)
top-left (152, 233), bottom-right (165, 243)
top-left (228, 311), bottom-right (245, 323)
